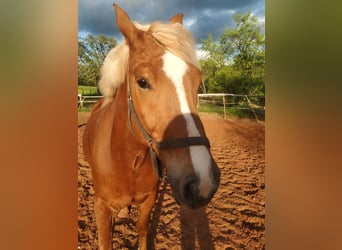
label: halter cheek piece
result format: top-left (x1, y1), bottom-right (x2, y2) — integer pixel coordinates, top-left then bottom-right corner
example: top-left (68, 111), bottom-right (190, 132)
top-left (127, 79), bottom-right (210, 180)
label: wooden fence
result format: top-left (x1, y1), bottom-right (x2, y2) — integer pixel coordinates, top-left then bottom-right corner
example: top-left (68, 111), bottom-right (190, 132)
top-left (78, 93), bottom-right (265, 121)
top-left (197, 93), bottom-right (265, 121)
top-left (78, 94), bottom-right (102, 109)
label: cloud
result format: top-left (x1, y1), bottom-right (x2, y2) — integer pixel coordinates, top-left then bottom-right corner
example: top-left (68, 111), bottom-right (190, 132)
top-left (78, 0), bottom-right (264, 43)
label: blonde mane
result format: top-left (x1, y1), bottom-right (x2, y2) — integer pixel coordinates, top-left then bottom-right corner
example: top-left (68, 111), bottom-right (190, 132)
top-left (98, 21), bottom-right (199, 101)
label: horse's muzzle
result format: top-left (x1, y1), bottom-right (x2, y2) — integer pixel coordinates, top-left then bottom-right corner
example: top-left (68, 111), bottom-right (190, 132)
top-left (169, 161), bottom-right (220, 209)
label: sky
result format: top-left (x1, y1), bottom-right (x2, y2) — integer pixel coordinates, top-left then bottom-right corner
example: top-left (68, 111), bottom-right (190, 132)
top-left (78, 0), bottom-right (264, 45)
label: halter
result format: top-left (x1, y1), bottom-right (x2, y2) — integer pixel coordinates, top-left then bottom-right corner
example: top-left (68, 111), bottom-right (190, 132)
top-left (126, 74), bottom-right (210, 179)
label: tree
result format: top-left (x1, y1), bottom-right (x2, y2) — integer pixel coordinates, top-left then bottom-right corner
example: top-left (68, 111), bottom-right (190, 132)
top-left (201, 34), bottom-right (226, 69)
top-left (221, 11), bottom-right (265, 95)
top-left (200, 11), bottom-right (265, 95)
top-left (78, 34), bottom-right (117, 86)
top-left (199, 58), bottom-right (219, 93)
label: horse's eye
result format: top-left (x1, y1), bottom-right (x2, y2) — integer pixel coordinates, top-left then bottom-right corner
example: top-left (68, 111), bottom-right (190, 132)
top-left (136, 78), bottom-right (151, 89)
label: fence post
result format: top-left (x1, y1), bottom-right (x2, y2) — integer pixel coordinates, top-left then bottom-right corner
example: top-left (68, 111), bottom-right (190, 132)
top-left (197, 95), bottom-right (199, 110)
top-left (223, 95), bottom-right (226, 120)
top-left (78, 94), bottom-right (84, 109)
top-left (245, 95), bottom-right (259, 122)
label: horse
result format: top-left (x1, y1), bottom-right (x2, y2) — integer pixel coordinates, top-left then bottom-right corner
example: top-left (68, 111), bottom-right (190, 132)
top-left (83, 4), bottom-right (220, 250)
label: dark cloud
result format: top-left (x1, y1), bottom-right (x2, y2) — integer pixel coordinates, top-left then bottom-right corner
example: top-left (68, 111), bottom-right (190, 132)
top-left (78, 0), bottom-right (264, 43)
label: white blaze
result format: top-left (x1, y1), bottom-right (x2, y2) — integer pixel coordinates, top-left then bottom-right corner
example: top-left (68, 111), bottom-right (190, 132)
top-left (162, 51), bottom-right (213, 197)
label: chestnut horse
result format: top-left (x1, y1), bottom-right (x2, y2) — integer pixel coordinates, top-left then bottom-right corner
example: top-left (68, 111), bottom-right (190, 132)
top-left (83, 4), bottom-right (220, 250)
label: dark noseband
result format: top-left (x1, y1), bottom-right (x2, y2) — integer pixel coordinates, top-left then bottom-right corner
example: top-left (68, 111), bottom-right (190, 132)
top-left (127, 85), bottom-right (210, 179)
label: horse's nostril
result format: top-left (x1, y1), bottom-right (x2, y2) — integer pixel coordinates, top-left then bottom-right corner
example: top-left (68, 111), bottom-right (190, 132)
top-left (183, 180), bottom-right (199, 204)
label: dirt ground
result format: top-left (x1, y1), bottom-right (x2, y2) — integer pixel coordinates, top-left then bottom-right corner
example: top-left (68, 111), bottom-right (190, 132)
top-left (78, 112), bottom-right (265, 250)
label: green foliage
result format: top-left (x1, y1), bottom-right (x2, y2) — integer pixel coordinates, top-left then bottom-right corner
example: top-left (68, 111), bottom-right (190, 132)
top-left (78, 34), bottom-right (117, 86)
top-left (200, 11), bottom-right (265, 96)
top-left (201, 34), bottom-right (226, 68)
top-left (200, 58), bottom-right (219, 93)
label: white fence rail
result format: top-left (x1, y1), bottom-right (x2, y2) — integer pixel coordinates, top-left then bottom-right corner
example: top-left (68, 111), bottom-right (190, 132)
top-left (198, 93), bottom-right (265, 121)
top-left (78, 93), bottom-right (265, 121)
top-left (78, 94), bottom-right (103, 109)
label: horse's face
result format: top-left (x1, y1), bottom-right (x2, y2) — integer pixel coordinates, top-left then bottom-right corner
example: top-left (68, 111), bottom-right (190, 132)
top-left (115, 6), bottom-right (220, 208)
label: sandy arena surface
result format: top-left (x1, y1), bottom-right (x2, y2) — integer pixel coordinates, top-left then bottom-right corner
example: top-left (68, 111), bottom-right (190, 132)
top-left (78, 112), bottom-right (265, 249)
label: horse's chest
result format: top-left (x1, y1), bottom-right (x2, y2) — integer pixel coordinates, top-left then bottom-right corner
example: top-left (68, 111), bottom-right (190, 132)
top-left (132, 190), bottom-right (153, 204)
top-left (92, 146), bottom-right (158, 205)
top-left (131, 159), bottom-right (159, 203)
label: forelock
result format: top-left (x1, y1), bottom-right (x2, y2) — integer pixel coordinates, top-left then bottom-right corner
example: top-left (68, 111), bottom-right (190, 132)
top-left (148, 22), bottom-right (200, 69)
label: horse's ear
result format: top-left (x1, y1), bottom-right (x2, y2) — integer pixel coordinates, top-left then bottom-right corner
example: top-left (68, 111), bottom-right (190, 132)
top-left (113, 4), bottom-right (139, 45)
top-left (169, 13), bottom-right (183, 25)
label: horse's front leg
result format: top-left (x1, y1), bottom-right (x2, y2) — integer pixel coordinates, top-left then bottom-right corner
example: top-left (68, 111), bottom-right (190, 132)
top-left (94, 197), bottom-right (119, 250)
top-left (136, 188), bottom-right (158, 250)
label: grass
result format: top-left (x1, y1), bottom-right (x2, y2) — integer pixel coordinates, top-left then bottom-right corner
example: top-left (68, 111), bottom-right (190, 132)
top-left (198, 105), bottom-right (225, 115)
top-left (78, 85), bottom-right (100, 96)
top-left (78, 85), bottom-right (101, 112)
top-left (78, 105), bottom-right (93, 112)
top-left (198, 104), bottom-right (265, 121)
